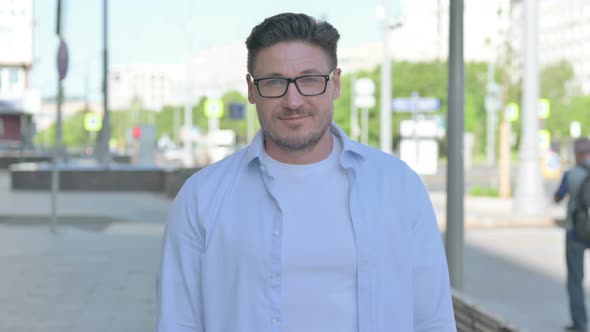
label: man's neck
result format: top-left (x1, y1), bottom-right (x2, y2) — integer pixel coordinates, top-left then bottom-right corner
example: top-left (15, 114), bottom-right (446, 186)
top-left (264, 131), bottom-right (334, 165)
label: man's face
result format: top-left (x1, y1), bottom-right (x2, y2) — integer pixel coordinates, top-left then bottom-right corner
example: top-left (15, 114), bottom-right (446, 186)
top-left (247, 41), bottom-right (341, 152)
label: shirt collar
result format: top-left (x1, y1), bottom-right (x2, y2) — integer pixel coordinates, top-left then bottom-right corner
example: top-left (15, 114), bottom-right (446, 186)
top-left (246, 122), bottom-right (365, 169)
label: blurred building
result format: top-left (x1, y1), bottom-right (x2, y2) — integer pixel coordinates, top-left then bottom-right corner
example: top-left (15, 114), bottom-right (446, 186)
top-left (108, 43), bottom-right (248, 109)
top-left (339, 0), bottom-right (512, 72)
top-left (108, 64), bottom-right (183, 110)
top-left (0, 0), bottom-right (39, 149)
top-left (510, 0), bottom-right (590, 94)
top-left (185, 42), bottom-right (247, 100)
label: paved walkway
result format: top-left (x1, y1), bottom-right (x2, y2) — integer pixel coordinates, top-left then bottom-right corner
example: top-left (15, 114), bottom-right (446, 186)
top-left (0, 170), bottom-right (581, 332)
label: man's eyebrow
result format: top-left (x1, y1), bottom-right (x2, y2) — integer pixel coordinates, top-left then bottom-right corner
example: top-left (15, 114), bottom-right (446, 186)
top-left (257, 69), bottom-right (325, 78)
top-left (300, 69), bottom-right (323, 75)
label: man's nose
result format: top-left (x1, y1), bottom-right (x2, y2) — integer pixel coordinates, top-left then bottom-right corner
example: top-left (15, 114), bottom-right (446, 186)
top-left (281, 81), bottom-right (305, 109)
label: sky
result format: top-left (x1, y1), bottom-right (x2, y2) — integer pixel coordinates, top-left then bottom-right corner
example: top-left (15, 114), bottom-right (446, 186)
top-left (32, 0), bottom-right (402, 101)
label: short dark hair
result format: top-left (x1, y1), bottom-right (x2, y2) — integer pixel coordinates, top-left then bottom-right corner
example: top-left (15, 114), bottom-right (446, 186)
top-left (574, 137), bottom-right (590, 154)
top-left (245, 13), bottom-right (340, 74)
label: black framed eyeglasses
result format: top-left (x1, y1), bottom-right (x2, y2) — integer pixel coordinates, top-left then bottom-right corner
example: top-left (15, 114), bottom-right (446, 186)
top-left (251, 70), bottom-right (335, 98)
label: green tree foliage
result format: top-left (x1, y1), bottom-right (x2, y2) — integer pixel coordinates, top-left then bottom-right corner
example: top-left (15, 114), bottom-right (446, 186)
top-left (541, 60), bottom-right (576, 102)
top-left (502, 60), bottom-right (588, 141)
top-left (334, 61), bottom-right (489, 153)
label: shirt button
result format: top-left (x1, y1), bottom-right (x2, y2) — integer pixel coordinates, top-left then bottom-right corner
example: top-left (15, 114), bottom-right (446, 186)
top-left (271, 273), bottom-right (279, 279)
top-left (272, 318), bottom-right (280, 325)
top-left (272, 229), bottom-right (280, 236)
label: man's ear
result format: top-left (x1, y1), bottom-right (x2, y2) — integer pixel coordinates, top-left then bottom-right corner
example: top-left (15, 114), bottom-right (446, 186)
top-left (332, 68), bottom-right (342, 100)
top-left (246, 74), bottom-right (256, 104)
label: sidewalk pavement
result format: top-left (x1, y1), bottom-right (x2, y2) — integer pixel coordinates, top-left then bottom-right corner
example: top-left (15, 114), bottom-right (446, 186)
top-left (0, 170), bottom-right (577, 331)
top-left (430, 191), bottom-right (566, 228)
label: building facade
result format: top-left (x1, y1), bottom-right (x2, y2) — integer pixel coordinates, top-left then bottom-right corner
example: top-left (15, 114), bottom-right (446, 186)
top-left (0, 0), bottom-right (39, 149)
top-left (510, 0), bottom-right (590, 94)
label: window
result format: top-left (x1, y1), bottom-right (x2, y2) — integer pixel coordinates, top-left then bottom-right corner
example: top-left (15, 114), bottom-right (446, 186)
top-left (8, 67), bottom-right (19, 86)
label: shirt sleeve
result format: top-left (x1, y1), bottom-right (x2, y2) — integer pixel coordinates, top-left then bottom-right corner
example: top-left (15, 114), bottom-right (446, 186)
top-left (554, 171), bottom-right (569, 201)
top-left (410, 175), bottom-right (457, 332)
top-left (156, 181), bottom-right (205, 332)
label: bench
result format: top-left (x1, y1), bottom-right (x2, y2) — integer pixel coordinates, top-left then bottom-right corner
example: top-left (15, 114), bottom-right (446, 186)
top-left (453, 290), bottom-right (522, 332)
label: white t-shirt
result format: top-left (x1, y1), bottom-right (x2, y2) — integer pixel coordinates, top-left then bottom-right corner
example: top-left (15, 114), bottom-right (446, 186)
top-left (261, 134), bottom-right (358, 332)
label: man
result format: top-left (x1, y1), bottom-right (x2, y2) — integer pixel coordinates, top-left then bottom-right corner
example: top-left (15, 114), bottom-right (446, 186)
top-left (555, 137), bottom-right (590, 332)
top-left (157, 13), bottom-right (456, 332)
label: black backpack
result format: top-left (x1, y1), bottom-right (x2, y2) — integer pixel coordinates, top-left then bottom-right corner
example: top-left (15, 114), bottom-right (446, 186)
top-left (573, 164), bottom-right (590, 242)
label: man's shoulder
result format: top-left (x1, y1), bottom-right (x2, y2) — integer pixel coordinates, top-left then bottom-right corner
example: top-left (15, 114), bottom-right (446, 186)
top-left (570, 164), bottom-right (590, 179)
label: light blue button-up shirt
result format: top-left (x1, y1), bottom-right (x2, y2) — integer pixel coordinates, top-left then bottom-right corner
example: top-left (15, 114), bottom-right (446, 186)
top-left (157, 123), bottom-right (456, 332)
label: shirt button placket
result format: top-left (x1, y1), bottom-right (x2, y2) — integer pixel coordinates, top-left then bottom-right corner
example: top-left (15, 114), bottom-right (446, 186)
top-left (269, 210), bottom-right (283, 332)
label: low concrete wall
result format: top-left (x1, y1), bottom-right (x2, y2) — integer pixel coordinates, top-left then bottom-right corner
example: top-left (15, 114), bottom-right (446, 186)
top-left (163, 168), bottom-right (200, 199)
top-left (0, 151), bottom-right (51, 169)
top-left (10, 163), bottom-right (171, 192)
top-left (0, 151), bottom-right (131, 169)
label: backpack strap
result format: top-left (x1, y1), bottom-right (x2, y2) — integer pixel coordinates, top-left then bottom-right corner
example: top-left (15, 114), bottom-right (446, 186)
top-left (578, 165), bottom-right (590, 207)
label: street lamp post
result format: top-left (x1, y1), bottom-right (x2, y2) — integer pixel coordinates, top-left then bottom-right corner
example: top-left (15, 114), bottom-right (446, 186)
top-left (514, 0), bottom-right (546, 214)
top-left (446, 0), bottom-right (465, 291)
top-left (96, 0), bottom-right (110, 165)
top-left (379, 0), bottom-right (392, 154)
top-left (377, 1), bottom-right (401, 154)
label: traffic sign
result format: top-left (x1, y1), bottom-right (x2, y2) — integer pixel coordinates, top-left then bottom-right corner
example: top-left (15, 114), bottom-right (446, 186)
top-left (538, 98), bottom-right (550, 119)
top-left (229, 103), bottom-right (245, 120)
top-left (570, 121), bottom-right (582, 138)
top-left (354, 78), bottom-right (376, 96)
top-left (204, 99), bottom-right (224, 119)
top-left (505, 102), bottom-right (519, 122)
top-left (355, 96), bottom-right (376, 109)
top-left (391, 97), bottom-right (440, 112)
top-left (354, 78), bottom-right (376, 109)
top-left (84, 113), bottom-right (102, 132)
top-left (538, 130), bottom-right (551, 150)
top-left (57, 39), bottom-right (68, 81)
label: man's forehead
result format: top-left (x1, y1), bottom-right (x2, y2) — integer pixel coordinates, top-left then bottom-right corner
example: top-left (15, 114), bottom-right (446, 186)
top-left (252, 41), bottom-right (332, 76)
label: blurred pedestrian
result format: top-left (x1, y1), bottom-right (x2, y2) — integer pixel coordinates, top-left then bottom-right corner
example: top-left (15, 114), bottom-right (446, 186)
top-left (157, 12), bottom-right (456, 332)
top-left (555, 137), bottom-right (590, 332)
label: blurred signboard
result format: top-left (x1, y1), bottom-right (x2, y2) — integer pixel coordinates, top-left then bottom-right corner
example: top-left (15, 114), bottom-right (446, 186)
top-left (204, 99), bottom-right (224, 119)
top-left (57, 39), bottom-right (69, 80)
top-left (354, 78), bottom-right (376, 109)
top-left (538, 98), bottom-right (550, 119)
top-left (392, 97), bottom-right (440, 112)
top-left (505, 102), bottom-right (519, 122)
top-left (399, 139), bottom-right (439, 175)
top-left (229, 103), bottom-right (245, 120)
top-left (84, 113), bottom-right (102, 132)
top-left (0, 0), bottom-right (33, 65)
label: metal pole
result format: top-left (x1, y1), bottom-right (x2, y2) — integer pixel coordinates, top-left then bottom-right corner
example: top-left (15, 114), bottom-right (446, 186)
top-left (486, 63), bottom-right (497, 166)
top-left (515, 0), bottom-right (546, 214)
top-left (361, 108), bottom-right (368, 144)
top-left (379, 0), bottom-right (392, 154)
top-left (350, 76), bottom-right (360, 141)
top-left (412, 91), bottom-right (419, 170)
top-left (183, 0), bottom-right (194, 167)
top-left (498, 119), bottom-right (511, 198)
top-left (51, 1), bottom-right (63, 234)
top-left (446, 0), bottom-right (465, 291)
top-left (51, 76), bottom-right (63, 234)
top-left (98, 0), bottom-right (110, 165)
top-left (173, 106), bottom-right (180, 142)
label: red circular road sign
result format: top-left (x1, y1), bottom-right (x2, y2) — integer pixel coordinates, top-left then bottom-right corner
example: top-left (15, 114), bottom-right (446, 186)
top-left (57, 39), bottom-right (69, 80)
